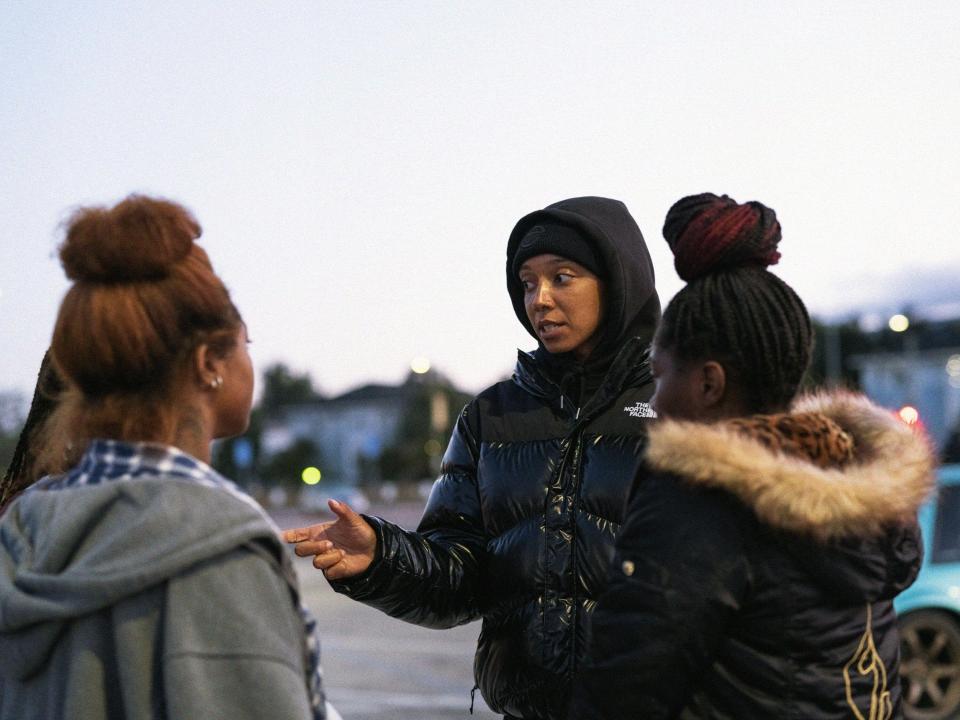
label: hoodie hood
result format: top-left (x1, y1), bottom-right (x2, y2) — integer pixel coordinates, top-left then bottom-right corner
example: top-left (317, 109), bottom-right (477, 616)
top-left (506, 197), bottom-right (660, 361)
top-left (644, 391), bottom-right (935, 600)
top-left (0, 449), bottom-right (281, 680)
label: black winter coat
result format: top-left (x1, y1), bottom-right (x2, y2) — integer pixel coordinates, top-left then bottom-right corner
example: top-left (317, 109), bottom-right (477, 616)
top-left (331, 197), bottom-right (661, 719)
top-left (334, 341), bottom-right (655, 718)
top-left (570, 391), bottom-right (936, 720)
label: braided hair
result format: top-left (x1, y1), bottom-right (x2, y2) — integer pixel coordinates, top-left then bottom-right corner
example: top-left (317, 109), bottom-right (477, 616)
top-left (0, 351), bottom-right (65, 511)
top-left (656, 193), bottom-right (812, 413)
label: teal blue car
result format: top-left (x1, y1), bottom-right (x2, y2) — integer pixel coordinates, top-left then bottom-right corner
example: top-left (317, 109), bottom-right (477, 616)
top-left (896, 464), bottom-right (960, 720)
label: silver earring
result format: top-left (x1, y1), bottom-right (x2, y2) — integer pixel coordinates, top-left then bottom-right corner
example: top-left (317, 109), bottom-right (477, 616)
top-left (210, 375), bottom-right (223, 389)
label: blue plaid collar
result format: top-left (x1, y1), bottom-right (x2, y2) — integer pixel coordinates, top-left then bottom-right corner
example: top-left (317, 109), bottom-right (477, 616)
top-left (37, 439), bottom-right (234, 493)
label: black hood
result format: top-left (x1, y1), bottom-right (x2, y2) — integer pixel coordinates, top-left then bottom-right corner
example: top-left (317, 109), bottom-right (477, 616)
top-left (506, 196), bottom-right (660, 362)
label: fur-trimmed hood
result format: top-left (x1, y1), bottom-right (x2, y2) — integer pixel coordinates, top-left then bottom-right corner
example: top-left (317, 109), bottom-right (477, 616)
top-left (645, 391), bottom-right (936, 542)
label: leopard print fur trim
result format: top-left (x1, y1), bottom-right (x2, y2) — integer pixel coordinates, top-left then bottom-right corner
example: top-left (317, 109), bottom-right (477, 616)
top-left (726, 413), bottom-right (855, 470)
top-left (645, 391), bottom-right (936, 540)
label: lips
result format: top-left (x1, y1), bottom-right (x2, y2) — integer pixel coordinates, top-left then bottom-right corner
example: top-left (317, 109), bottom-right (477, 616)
top-left (537, 320), bottom-right (565, 340)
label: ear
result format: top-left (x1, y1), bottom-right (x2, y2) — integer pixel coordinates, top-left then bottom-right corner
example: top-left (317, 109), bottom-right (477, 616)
top-left (192, 343), bottom-right (224, 390)
top-left (699, 361), bottom-right (728, 409)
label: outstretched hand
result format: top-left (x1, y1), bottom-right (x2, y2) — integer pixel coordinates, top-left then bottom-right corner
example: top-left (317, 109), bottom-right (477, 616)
top-left (282, 499), bottom-right (377, 580)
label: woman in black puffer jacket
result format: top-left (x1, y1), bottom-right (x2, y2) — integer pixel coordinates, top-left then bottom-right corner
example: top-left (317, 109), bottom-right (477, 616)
top-left (286, 196), bottom-right (661, 719)
top-left (570, 193), bottom-right (935, 719)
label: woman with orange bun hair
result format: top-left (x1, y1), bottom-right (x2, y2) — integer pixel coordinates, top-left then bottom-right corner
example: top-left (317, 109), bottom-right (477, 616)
top-left (570, 193), bottom-right (936, 719)
top-left (0, 196), bottom-right (328, 720)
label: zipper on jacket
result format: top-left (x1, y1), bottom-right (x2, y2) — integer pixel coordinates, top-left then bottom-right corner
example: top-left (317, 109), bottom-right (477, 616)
top-left (559, 394), bottom-right (581, 420)
top-left (567, 430), bottom-right (585, 674)
top-left (546, 425), bottom-right (586, 678)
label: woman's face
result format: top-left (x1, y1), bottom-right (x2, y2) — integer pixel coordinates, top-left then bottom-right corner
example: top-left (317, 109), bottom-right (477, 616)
top-left (212, 325), bottom-right (255, 439)
top-left (649, 344), bottom-right (703, 421)
top-left (519, 254), bottom-right (604, 361)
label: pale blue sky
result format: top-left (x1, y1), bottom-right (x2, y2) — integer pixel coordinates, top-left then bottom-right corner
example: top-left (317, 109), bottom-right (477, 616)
top-left (2, 1), bottom-right (958, 399)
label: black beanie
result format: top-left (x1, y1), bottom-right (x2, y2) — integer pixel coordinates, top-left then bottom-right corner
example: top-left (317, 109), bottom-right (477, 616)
top-left (511, 222), bottom-right (604, 278)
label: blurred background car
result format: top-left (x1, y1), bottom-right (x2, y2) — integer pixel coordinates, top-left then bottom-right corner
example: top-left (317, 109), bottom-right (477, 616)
top-left (896, 463), bottom-right (960, 720)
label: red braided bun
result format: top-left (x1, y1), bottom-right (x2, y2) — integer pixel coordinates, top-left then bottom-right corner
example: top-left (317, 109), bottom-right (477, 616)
top-left (662, 193), bottom-right (782, 282)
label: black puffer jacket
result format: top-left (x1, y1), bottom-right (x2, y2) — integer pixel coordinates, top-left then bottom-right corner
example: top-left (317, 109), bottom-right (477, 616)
top-left (570, 391), bottom-right (936, 720)
top-left (331, 197), bottom-right (660, 719)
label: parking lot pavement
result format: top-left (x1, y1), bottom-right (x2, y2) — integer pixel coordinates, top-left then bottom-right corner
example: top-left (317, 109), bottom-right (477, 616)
top-left (272, 504), bottom-right (498, 720)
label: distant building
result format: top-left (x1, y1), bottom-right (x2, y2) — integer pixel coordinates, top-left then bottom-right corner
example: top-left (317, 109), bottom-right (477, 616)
top-left (261, 370), bottom-right (469, 484)
top-left (851, 346), bottom-right (960, 454)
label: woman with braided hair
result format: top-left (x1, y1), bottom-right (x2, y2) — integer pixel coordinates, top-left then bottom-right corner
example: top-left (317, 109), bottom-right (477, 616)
top-left (569, 193), bottom-right (936, 719)
top-left (0, 351), bottom-right (64, 515)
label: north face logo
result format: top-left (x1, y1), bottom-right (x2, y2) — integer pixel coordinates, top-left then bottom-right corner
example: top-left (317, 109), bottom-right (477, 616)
top-left (624, 401), bottom-right (656, 418)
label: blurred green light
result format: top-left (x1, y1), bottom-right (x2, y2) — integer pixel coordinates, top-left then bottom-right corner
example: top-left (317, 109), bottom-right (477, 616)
top-left (301, 466), bottom-right (322, 485)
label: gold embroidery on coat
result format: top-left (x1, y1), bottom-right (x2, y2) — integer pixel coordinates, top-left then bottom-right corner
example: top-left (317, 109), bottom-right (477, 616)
top-left (843, 604), bottom-right (893, 720)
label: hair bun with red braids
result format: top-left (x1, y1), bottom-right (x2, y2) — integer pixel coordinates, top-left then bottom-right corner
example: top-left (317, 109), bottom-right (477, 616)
top-left (59, 195), bottom-right (200, 283)
top-left (662, 192), bottom-right (782, 282)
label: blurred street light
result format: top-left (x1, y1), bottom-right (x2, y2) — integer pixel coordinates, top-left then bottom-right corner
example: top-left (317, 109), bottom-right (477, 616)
top-left (947, 355), bottom-right (960, 377)
top-left (948, 355), bottom-right (960, 389)
top-left (889, 314), bottom-right (910, 333)
top-left (301, 466), bottom-right (322, 485)
top-left (410, 356), bottom-right (431, 374)
top-left (899, 406), bottom-right (920, 425)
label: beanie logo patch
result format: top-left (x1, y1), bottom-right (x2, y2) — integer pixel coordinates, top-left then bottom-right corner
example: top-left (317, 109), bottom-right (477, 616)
top-left (518, 225), bottom-right (545, 251)
top-left (624, 401), bottom-right (657, 419)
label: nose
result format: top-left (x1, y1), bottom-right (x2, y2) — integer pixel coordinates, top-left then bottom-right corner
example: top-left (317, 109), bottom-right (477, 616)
top-left (530, 281), bottom-right (554, 311)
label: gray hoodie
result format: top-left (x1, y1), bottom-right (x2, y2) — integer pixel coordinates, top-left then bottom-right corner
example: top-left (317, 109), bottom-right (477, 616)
top-left (0, 440), bottom-right (320, 720)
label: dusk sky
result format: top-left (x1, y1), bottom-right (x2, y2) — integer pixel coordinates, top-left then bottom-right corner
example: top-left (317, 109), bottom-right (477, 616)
top-left (2, 2), bottom-right (958, 401)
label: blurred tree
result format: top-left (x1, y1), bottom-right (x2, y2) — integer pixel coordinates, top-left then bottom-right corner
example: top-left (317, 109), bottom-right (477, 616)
top-left (806, 319), bottom-right (865, 390)
top-left (261, 437), bottom-right (323, 491)
top-left (377, 370), bottom-right (471, 482)
top-left (211, 407), bottom-right (264, 488)
top-left (211, 362), bottom-right (322, 486)
top-left (807, 315), bottom-right (960, 392)
top-left (259, 363), bottom-right (322, 415)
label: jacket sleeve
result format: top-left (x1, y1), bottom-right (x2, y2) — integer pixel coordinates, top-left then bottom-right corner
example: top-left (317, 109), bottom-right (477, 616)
top-left (569, 470), bottom-right (753, 720)
top-left (162, 542), bottom-right (316, 720)
top-left (329, 406), bottom-right (487, 628)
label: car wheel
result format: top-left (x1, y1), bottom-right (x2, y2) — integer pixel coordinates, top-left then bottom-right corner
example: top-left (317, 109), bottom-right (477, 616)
top-left (901, 609), bottom-right (960, 720)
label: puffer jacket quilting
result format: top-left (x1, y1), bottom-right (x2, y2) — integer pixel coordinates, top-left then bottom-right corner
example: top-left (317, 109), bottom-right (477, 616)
top-left (331, 340), bottom-right (655, 719)
top-left (332, 195), bottom-right (661, 719)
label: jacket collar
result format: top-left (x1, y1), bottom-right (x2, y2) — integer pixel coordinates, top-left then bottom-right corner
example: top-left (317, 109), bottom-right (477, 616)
top-left (644, 391), bottom-right (936, 541)
top-left (512, 336), bottom-right (652, 420)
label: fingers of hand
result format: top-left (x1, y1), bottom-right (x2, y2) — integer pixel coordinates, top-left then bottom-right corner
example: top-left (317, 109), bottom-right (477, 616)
top-left (282, 522), bottom-right (330, 543)
top-left (328, 498), bottom-right (353, 519)
top-left (329, 501), bottom-right (375, 539)
top-left (292, 539), bottom-right (334, 557)
top-left (323, 560), bottom-right (352, 581)
top-left (282, 527), bottom-right (307, 543)
top-left (313, 549), bottom-right (344, 571)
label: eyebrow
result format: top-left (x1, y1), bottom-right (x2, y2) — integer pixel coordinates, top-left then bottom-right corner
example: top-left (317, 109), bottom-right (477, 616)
top-left (519, 255), bottom-right (577, 272)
